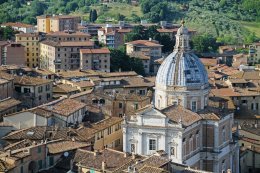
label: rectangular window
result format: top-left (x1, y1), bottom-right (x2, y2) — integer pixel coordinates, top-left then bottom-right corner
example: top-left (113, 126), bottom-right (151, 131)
top-left (107, 126), bottom-right (112, 135)
top-left (38, 146), bottom-right (42, 153)
top-left (38, 86), bottom-right (43, 93)
top-left (119, 103), bottom-right (123, 108)
top-left (115, 139), bottom-right (120, 147)
top-left (139, 90), bottom-right (145, 95)
top-left (170, 146), bottom-right (175, 156)
top-left (20, 166), bottom-right (23, 173)
top-left (256, 103), bottom-right (259, 110)
top-left (131, 144), bottom-right (135, 153)
top-left (242, 100), bottom-right (247, 104)
top-left (24, 88), bottom-right (31, 93)
top-left (149, 139), bottom-right (156, 151)
top-left (38, 160), bottom-right (43, 170)
top-left (134, 103), bottom-right (138, 110)
top-left (191, 101), bottom-right (197, 111)
top-left (46, 84), bottom-right (50, 91)
top-left (49, 157), bottom-right (54, 166)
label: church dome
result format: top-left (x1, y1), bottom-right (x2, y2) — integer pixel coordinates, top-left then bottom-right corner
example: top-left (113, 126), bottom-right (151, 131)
top-left (156, 21), bottom-right (208, 88)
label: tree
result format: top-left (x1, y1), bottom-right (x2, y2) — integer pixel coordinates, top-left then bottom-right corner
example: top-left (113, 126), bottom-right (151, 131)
top-left (191, 34), bottom-right (219, 53)
top-left (91, 9), bottom-right (97, 23)
top-left (158, 34), bottom-right (175, 53)
top-left (89, 9), bottom-right (92, 22)
top-left (116, 13), bottom-right (125, 21)
top-left (66, 1), bottom-right (78, 12)
top-left (110, 48), bottom-right (145, 76)
top-left (0, 26), bottom-right (15, 40)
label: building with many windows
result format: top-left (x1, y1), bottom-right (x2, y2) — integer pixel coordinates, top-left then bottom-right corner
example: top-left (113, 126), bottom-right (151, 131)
top-left (123, 21), bottom-right (239, 173)
top-left (46, 31), bottom-right (91, 42)
top-left (80, 48), bottom-right (110, 72)
top-left (15, 33), bottom-right (41, 68)
top-left (37, 15), bottom-right (80, 33)
top-left (40, 40), bottom-right (94, 72)
top-left (0, 42), bottom-right (25, 66)
top-left (14, 76), bottom-right (53, 108)
top-left (125, 40), bottom-right (163, 75)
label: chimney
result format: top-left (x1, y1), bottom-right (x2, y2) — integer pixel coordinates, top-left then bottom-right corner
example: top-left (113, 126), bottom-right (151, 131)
top-left (7, 150), bottom-right (11, 157)
top-left (124, 152), bottom-right (128, 158)
top-left (132, 153), bottom-right (136, 159)
top-left (102, 161), bottom-right (106, 171)
top-left (94, 150), bottom-right (98, 156)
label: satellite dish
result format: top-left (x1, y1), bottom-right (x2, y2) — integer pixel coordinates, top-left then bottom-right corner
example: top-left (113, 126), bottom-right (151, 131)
top-left (64, 152), bottom-right (69, 157)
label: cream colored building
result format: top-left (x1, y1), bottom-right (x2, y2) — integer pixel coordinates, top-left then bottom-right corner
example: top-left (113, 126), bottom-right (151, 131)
top-left (125, 40), bottom-right (163, 58)
top-left (37, 15), bottom-right (80, 33)
top-left (15, 33), bottom-right (40, 68)
top-left (40, 40), bottom-right (94, 72)
top-left (14, 76), bottom-right (53, 108)
top-left (80, 48), bottom-right (110, 72)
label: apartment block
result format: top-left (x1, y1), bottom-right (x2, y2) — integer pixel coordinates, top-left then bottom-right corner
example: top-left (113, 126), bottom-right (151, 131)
top-left (14, 76), bottom-right (53, 108)
top-left (37, 15), bottom-right (80, 33)
top-left (46, 31), bottom-right (91, 42)
top-left (125, 40), bottom-right (163, 74)
top-left (98, 24), bottom-right (131, 48)
top-left (40, 40), bottom-right (94, 72)
top-left (15, 33), bottom-right (41, 68)
top-left (80, 48), bottom-right (110, 72)
top-left (0, 72), bottom-right (14, 100)
top-left (0, 42), bottom-right (25, 66)
top-left (1, 22), bottom-right (35, 33)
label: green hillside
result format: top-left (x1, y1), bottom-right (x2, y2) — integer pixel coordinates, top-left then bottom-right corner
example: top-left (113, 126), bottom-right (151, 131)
top-left (0, 0), bottom-right (259, 44)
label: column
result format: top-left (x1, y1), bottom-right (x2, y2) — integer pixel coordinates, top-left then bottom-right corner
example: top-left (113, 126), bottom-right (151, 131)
top-left (137, 130), bottom-right (143, 155)
top-left (123, 128), bottom-right (127, 152)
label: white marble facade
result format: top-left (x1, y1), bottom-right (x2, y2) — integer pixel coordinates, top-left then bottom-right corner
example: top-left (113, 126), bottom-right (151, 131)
top-left (123, 22), bottom-right (239, 173)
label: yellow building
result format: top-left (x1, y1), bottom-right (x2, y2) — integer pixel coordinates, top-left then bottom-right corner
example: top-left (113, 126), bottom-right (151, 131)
top-left (15, 33), bottom-right (40, 68)
top-left (37, 15), bottom-right (80, 33)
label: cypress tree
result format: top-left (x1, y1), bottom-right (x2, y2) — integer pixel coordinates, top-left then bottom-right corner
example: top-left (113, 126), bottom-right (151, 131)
top-left (91, 9), bottom-right (97, 23)
top-left (89, 9), bottom-right (92, 22)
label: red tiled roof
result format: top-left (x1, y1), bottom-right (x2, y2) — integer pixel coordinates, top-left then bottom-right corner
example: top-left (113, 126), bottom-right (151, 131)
top-left (80, 48), bottom-right (110, 54)
top-left (125, 40), bottom-right (163, 47)
top-left (200, 58), bottom-right (218, 66)
top-left (1, 22), bottom-right (33, 28)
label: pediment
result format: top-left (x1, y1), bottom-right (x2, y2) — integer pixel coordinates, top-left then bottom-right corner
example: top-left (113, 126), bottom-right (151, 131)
top-left (138, 106), bottom-right (166, 118)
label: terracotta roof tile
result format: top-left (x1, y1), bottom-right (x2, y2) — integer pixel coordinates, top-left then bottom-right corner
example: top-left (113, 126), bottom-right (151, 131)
top-left (1, 22), bottom-right (33, 28)
top-left (14, 76), bottom-right (52, 86)
top-left (53, 84), bottom-right (79, 93)
top-left (161, 105), bottom-right (202, 127)
top-left (42, 98), bottom-right (86, 116)
top-left (47, 31), bottom-right (90, 37)
top-left (0, 98), bottom-right (21, 111)
top-left (41, 40), bottom-right (94, 47)
top-left (125, 40), bottom-right (163, 47)
top-left (80, 48), bottom-right (110, 54)
top-left (47, 140), bottom-right (90, 154)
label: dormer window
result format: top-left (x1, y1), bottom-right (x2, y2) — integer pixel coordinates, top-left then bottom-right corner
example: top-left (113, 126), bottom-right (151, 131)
top-left (191, 101), bottom-right (197, 112)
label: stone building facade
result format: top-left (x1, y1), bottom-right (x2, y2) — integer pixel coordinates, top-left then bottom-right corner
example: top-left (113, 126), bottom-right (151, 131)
top-left (123, 22), bottom-right (239, 173)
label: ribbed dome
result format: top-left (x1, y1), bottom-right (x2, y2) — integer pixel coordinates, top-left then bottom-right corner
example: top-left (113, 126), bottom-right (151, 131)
top-left (155, 51), bottom-right (208, 87)
top-left (155, 21), bottom-right (208, 88)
